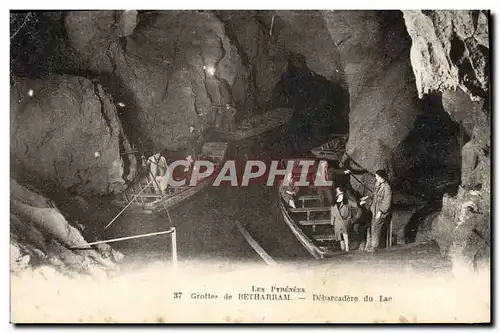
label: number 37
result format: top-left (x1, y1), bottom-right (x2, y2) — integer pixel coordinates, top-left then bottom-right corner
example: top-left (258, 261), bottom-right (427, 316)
top-left (173, 292), bottom-right (183, 299)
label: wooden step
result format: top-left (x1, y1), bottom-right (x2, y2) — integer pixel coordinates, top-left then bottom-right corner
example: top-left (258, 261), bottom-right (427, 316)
top-left (299, 195), bottom-right (320, 201)
top-left (289, 207), bottom-right (330, 213)
top-left (298, 219), bottom-right (330, 226)
top-left (135, 194), bottom-right (163, 198)
top-left (313, 234), bottom-right (336, 242)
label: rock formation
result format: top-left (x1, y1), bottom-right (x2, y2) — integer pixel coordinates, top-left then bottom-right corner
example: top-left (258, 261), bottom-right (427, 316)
top-left (10, 74), bottom-right (136, 197)
top-left (403, 10), bottom-right (490, 272)
top-left (323, 11), bottom-right (423, 193)
top-left (64, 10), bottom-right (254, 152)
top-left (10, 179), bottom-right (124, 278)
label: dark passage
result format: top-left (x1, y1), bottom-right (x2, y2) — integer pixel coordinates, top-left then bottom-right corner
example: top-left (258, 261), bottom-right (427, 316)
top-left (395, 94), bottom-right (464, 199)
top-left (271, 53), bottom-right (349, 156)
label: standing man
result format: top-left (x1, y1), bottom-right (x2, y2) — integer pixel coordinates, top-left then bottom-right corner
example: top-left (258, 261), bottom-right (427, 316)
top-left (330, 187), bottom-right (361, 252)
top-left (316, 160), bottom-right (351, 206)
top-left (147, 152), bottom-right (168, 195)
top-left (185, 125), bottom-right (204, 177)
top-left (225, 104), bottom-right (238, 132)
top-left (186, 125), bottom-right (204, 158)
top-left (280, 171), bottom-right (298, 209)
top-left (360, 169), bottom-right (393, 252)
top-left (316, 160), bottom-right (333, 207)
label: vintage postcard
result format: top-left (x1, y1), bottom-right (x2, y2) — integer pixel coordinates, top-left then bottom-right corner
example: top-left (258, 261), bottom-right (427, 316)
top-left (9, 9), bottom-right (491, 323)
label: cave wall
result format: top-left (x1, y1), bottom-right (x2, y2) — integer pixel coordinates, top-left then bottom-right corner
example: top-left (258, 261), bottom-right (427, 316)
top-left (10, 75), bottom-right (135, 196)
top-left (403, 10), bottom-right (490, 271)
top-left (217, 12), bottom-right (286, 113)
top-left (323, 11), bottom-right (422, 193)
top-left (64, 10), bottom-right (254, 152)
top-left (403, 10), bottom-right (489, 101)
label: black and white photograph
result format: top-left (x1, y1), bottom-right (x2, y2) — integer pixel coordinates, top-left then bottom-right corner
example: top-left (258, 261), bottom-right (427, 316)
top-left (8, 7), bottom-right (492, 323)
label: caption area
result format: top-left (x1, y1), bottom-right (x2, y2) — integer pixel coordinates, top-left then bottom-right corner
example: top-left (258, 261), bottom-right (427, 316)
top-left (173, 285), bottom-right (393, 303)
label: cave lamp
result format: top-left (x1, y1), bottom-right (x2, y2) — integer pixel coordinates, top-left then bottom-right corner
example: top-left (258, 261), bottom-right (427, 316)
top-left (204, 65), bottom-right (215, 76)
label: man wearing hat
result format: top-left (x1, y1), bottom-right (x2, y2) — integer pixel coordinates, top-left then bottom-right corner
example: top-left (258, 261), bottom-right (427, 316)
top-left (330, 186), bottom-right (361, 252)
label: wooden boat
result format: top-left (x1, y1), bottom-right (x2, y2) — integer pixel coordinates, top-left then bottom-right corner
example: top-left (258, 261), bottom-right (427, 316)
top-left (276, 158), bottom-right (345, 259)
top-left (278, 190), bottom-right (343, 259)
top-left (115, 142), bottom-right (229, 213)
top-left (310, 134), bottom-right (348, 161)
top-left (211, 107), bottom-right (295, 141)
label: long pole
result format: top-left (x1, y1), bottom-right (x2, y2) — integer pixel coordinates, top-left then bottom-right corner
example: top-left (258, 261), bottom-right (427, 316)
top-left (337, 151), bottom-right (373, 193)
top-left (235, 221), bottom-right (277, 266)
top-left (104, 178), bottom-right (155, 230)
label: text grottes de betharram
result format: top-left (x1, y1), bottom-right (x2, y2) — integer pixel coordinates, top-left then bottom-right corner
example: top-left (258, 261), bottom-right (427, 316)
top-left (173, 286), bottom-right (393, 303)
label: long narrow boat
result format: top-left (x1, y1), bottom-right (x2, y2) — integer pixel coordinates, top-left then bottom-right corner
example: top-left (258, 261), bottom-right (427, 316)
top-left (211, 107), bottom-right (295, 141)
top-left (276, 157), bottom-right (345, 259)
top-left (115, 142), bottom-right (229, 213)
top-left (310, 134), bottom-right (348, 161)
top-left (278, 191), bottom-right (342, 259)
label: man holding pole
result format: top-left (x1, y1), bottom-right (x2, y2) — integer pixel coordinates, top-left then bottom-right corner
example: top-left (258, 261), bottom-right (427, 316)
top-left (147, 152), bottom-right (168, 195)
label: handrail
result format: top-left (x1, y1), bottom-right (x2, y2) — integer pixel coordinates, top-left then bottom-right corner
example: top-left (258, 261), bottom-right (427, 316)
top-left (72, 229), bottom-right (175, 247)
top-left (71, 227), bottom-right (178, 267)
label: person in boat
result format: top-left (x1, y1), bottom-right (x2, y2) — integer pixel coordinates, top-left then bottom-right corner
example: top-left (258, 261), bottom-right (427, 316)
top-left (359, 169), bottom-right (393, 252)
top-left (185, 125), bottom-right (204, 177)
top-left (147, 152), bottom-right (168, 195)
top-left (280, 171), bottom-right (299, 209)
top-left (224, 103), bottom-right (237, 132)
top-left (330, 187), bottom-right (361, 252)
top-left (316, 160), bottom-right (351, 207)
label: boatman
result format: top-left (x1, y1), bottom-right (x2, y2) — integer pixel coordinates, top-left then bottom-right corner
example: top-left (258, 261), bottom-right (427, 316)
top-left (147, 152), bottom-right (168, 195)
top-left (316, 160), bottom-right (351, 206)
top-left (280, 171), bottom-right (299, 209)
top-left (224, 104), bottom-right (237, 132)
top-left (185, 125), bottom-right (204, 178)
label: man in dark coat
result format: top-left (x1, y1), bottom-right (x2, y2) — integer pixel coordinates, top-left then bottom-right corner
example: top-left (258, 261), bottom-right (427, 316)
top-left (316, 160), bottom-right (351, 206)
top-left (186, 125), bottom-right (204, 159)
top-left (360, 169), bottom-right (393, 252)
top-left (222, 104), bottom-right (237, 132)
top-left (185, 125), bottom-right (204, 177)
top-left (330, 187), bottom-right (361, 252)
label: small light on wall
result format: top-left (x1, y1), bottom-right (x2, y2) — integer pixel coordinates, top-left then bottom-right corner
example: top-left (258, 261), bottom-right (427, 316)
top-left (205, 65), bottom-right (215, 76)
top-left (28, 89), bottom-right (34, 97)
top-left (117, 102), bottom-right (125, 107)
top-left (94, 151), bottom-right (101, 158)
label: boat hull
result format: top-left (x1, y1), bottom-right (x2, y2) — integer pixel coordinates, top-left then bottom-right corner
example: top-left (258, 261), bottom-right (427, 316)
top-left (278, 196), bottom-right (344, 259)
top-left (116, 142), bottom-right (229, 213)
top-left (212, 108), bottom-right (294, 142)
